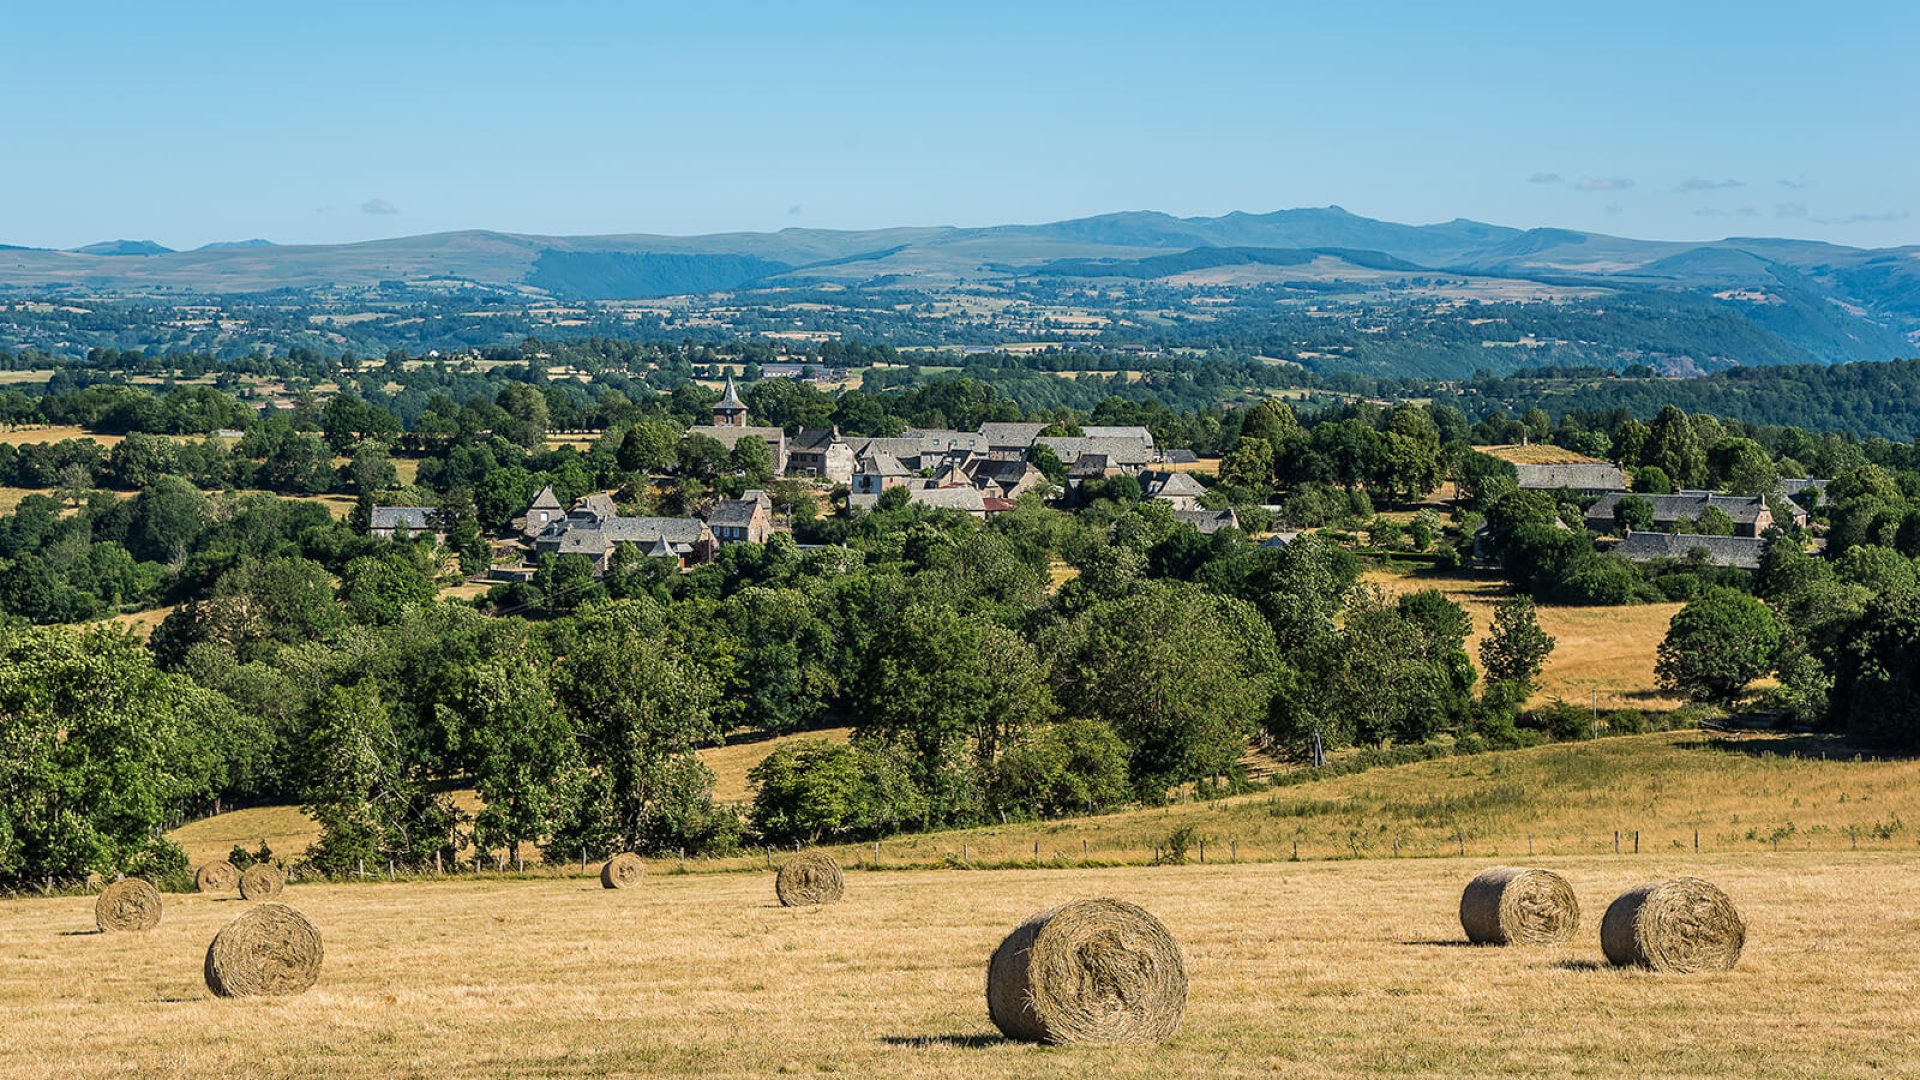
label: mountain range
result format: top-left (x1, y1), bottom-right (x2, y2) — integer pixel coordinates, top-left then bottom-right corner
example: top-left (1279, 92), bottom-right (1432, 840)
top-left (4, 207), bottom-right (1916, 365)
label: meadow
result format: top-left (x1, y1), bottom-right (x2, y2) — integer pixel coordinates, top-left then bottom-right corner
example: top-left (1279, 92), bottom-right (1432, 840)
top-left (4, 851), bottom-right (1918, 1078)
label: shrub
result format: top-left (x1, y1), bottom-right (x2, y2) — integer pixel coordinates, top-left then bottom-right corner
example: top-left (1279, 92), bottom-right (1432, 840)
top-left (1523, 699), bottom-right (1594, 741)
top-left (1607, 709), bottom-right (1649, 735)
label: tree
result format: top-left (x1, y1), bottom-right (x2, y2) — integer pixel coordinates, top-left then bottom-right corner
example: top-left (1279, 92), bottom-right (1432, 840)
top-left (746, 738), bottom-right (926, 845)
top-left (1045, 582), bottom-right (1274, 797)
top-left (449, 654), bottom-right (578, 864)
top-left (1612, 495), bottom-right (1655, 534)
top-left (990, 719), bottom-right (1131, 819)
top-left (0, 625), bottom-right (242, 885)
top-left (1655, 587), bottom-right (1783, 706)
top-left (300, 679), bottom-right (457, 873)
top-left (1647, 405), bottom-right (1706, 489)
top-left (1829, 589), bottom-right (1920, 749)
top-left (1481, 595), bottom-right (1556, 691)
top-left (339, 551), bottom-right (438, 626)
top-left (1219, 436), bottom-right (1274, 491)
top-left (728, 435), bottom-right (775, 486)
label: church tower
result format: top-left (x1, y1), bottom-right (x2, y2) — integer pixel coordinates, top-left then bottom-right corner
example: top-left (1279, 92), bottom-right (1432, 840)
top-left (714, 374), bottom-right (747, 428)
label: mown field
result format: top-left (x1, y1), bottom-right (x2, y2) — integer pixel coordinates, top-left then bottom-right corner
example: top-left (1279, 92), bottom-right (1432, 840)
top-left (1363, 568), bottom-right (1684, 711)
top-left (5, 850), bottom-right (1919, 1078)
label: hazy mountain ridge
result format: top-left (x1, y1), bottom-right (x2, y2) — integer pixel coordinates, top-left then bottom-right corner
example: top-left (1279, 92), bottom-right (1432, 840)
top-left (2, 208), bottom-right (1915, 369)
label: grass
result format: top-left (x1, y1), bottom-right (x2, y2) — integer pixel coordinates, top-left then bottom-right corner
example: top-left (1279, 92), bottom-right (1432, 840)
top-left (0, 424), bottom-right (124, 447)
top-left (1363, 567), bottom-right (1684, 710)
top-left (704, 727), bottom-right (853, 805)
top-left (6, 849), bottom-right (1920, 1077)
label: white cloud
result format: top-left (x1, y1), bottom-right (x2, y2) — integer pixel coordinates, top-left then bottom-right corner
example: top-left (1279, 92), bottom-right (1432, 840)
top-left (1528, 172), bottom-right (1563, 184)
top-left (1575, 177), bottom-right (1634, 192)
top-left (1678, 178), bottom-right (1743, 192)
top-left (361, 199), bottom-right (400, 216)
top-left (1776, 202), bottom-right (1809, 219)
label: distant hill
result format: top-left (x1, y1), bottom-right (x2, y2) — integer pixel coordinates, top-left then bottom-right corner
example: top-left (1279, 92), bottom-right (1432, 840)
top-left (2, 208), bottom-right (1916, 366)
top-left (69, 239), bottom-right (174, 256)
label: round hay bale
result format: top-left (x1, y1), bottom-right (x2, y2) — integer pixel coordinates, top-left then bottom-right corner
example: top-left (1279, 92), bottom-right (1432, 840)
top-left (203, 902), bottom-right (323, 998)
top-left (775, 851), bottom-right (844, 907)
top-left (600, 853), bottom-right (647, 890)
top-left (95, 878), bottom-right (164, 933)
top-left (986, 897), bottom-right (1187, 1046)
top-left (195, 860), bottom-right (240, 894)
top-left (1601, 877), bottom-right (1746, 972)
top-left (1459, 866), bottom-right (1579, 945)
top-left (238, 863), bottom-right (286, 901)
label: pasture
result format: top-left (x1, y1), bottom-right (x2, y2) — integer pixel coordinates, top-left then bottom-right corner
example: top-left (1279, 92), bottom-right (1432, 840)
top-left (4, 852), bottom-right (1918, 1077)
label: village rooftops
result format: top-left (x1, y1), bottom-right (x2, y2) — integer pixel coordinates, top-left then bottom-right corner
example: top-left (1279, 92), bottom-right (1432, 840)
top-left (1173, 507), bottom-right (1239, 534)
top-left (1080, 425), bottom-right (1155, 448)
top-left (978, 421), bottom-right (1049, 449)
top-left (1034, 435), bottom-right (1154, 468)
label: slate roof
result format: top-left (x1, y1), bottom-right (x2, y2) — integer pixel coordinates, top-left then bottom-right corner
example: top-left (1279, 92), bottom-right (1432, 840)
top-left (716, 375), bottom-right (746, 412)
top-left (908, 486), bottom-right (987, 513)
top-left (1617, 531), bottom-right (1766, 569)
top-left (707, 492), bottom-right (770, 528)
top-left (903, 428), bottom-right (988, 454)
top-left (1174, 508), bottom-right (1239, 534)
top-left (684, 425), bottom-right (784, 451)
top-left (1779, 478), bottom-right (1829, 507)
top-left (1145, 471), bottom-right (1207, 499)
top-left (1586, 492), bottom-right (1769, 526)
top-left (1035, 435), bottom-right (1153, 467)
top-left (547, 516), bottom-right (713, 557)
top-left (791, 426), bottom-right (842, 452)
top-left (1068, 453), bottom-right (1111, 479)
top-left (370, 506), bottom-right (435, 531)
top-left (1512, 461), bottom-right (1629, 491)
top-left (979, 422), bottom-right (1048, 448)
top-left (855, 450), bottom-right (913, 477)
top-left (1162, 448), bottom-right (1199, 464)
top-left (571, 493), bottom-right (619, 522)
top-left (1081, 425), bottom-right (1155, 448)
top-left (527, 485), bottom-right (563, 511)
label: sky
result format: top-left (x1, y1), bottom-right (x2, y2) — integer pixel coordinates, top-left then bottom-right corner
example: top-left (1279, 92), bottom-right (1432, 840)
top-left (3, 1), bottom-right (1916, 251)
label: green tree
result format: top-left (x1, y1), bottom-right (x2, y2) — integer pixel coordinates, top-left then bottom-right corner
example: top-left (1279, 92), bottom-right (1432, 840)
top-left (1481, 594), bottom-right (1556, 691)
top-left (1612, 495), bottom-right (1655, 534)
top-left (449, 655), bottom-right (578, 864)
top-left (340, 550), bottom-right (439, 626)
top-left (1655, 587), bottom-right (1783, 706)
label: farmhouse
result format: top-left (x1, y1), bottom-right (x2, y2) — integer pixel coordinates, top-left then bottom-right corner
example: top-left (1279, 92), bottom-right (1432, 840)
top-left (1143, 470), bottom-right (1207, 510)
top-left (368, 506), bottom-right (441, 542)
top-left (708, 489), bottom-right (773, 544)
top-left (532, 512), bottom-right (715, 571)
top-left (788, 426), bottom-right (855, 484)
top-left (1585, 493), bottom-right (1774, 537)
top-left (1174, 507), bottom-right (1239, 534)
top-left (1034, 435), bottom-right (1154, 473)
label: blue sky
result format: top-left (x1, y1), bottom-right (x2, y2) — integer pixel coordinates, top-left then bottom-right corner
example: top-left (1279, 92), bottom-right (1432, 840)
top-left (4, 1), bottom-right (1915, 250)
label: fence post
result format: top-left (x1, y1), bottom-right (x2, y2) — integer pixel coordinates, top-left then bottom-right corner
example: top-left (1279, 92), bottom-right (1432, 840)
top-left (1527, 835), bottom-right (1533, 857)
top-left (1693, 829), bottom-right (1698, 851)
top-left (961, 843), bottom-right (967, 865)
top-left (1231, 839), bottom-right (1238, 861)
top-left (435, 851), bottom-right (442, 875)
top-left (1291, 840), bottom-right (1298, 861)
top-left (1033, 840), bottom-right (1039, 863)
top-left (1393, 838), bottom-right (1399, 857)
top-left (1633, 831), bottom-right (1639, 855)
top-left (1083, 838), bottom-right (1088, 859)
top-left (1851, 826), bottom-right (1857, 850)
top-left (1614, 831), bottom-right (1620, 854)
top-left (1199, 839), bottom-right (1205, 864)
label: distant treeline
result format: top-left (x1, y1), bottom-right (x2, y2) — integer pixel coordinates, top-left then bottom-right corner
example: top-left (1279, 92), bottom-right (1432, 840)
top-left (1434, 358), bottom-right (1920, 443)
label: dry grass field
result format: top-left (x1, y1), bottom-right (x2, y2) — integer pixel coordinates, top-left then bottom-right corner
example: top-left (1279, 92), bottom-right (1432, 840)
top-left (0, 424), bottom-right (123, 447)
top-left (1363, 568), bottom-right (1684, 710)
top-left (5, 851), bottom-right (1919, 1078)
top-left (1480, 443), bottom-right (1610, 466)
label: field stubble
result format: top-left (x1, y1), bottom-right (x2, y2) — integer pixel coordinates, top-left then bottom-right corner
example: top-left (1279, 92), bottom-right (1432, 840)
top-left (3, 853), bottom-right (1919, 1077)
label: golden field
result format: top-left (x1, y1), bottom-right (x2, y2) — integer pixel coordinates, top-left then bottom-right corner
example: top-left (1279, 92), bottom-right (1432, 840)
top-left (4, 851), bottom-right (1919, 1078)
top-left (1364, 569), bottom-right (1684, 710)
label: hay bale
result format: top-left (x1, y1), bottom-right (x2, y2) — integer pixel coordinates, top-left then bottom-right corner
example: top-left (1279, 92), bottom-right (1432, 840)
top-left (600, 853), bottom-right (647, 890)
top-left (1601, 877), bottom-right (1746, 972)
top-left (1459, 866), bottom-right (1579, 945)
top-left (775, 851), bottom-right (844, 907)
top-left (986, 898), bottom-right (1187, 1046)
top-left (195, 860), bottom-right (239, 894)
top-left (95, 878), bottom-right (164, 933)
top-left (204, 902), bottom-right (323, 997)
top-left (239, 863), bottom-right (286, 901)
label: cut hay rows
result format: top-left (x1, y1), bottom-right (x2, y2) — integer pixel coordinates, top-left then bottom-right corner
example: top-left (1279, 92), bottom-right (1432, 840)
top-left (204, 903), bottom-right (324, 998)
top-left (985, 897), bottom-right (1187, 1046)
top-left (1601, 877), bottom-right (1746, 972)
top-left (195, 861), bottom-right (239, 893)
top-left (94, 878), bottom-right (163, 933)
top-left (600, 853), bottom-right (647, 890)
top-left (239, 863), bottom-right (286, 900)
top-left (775, 851), bottom-right (844, 907)
top-left (1459, 866), bottom-right (1579, 945)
